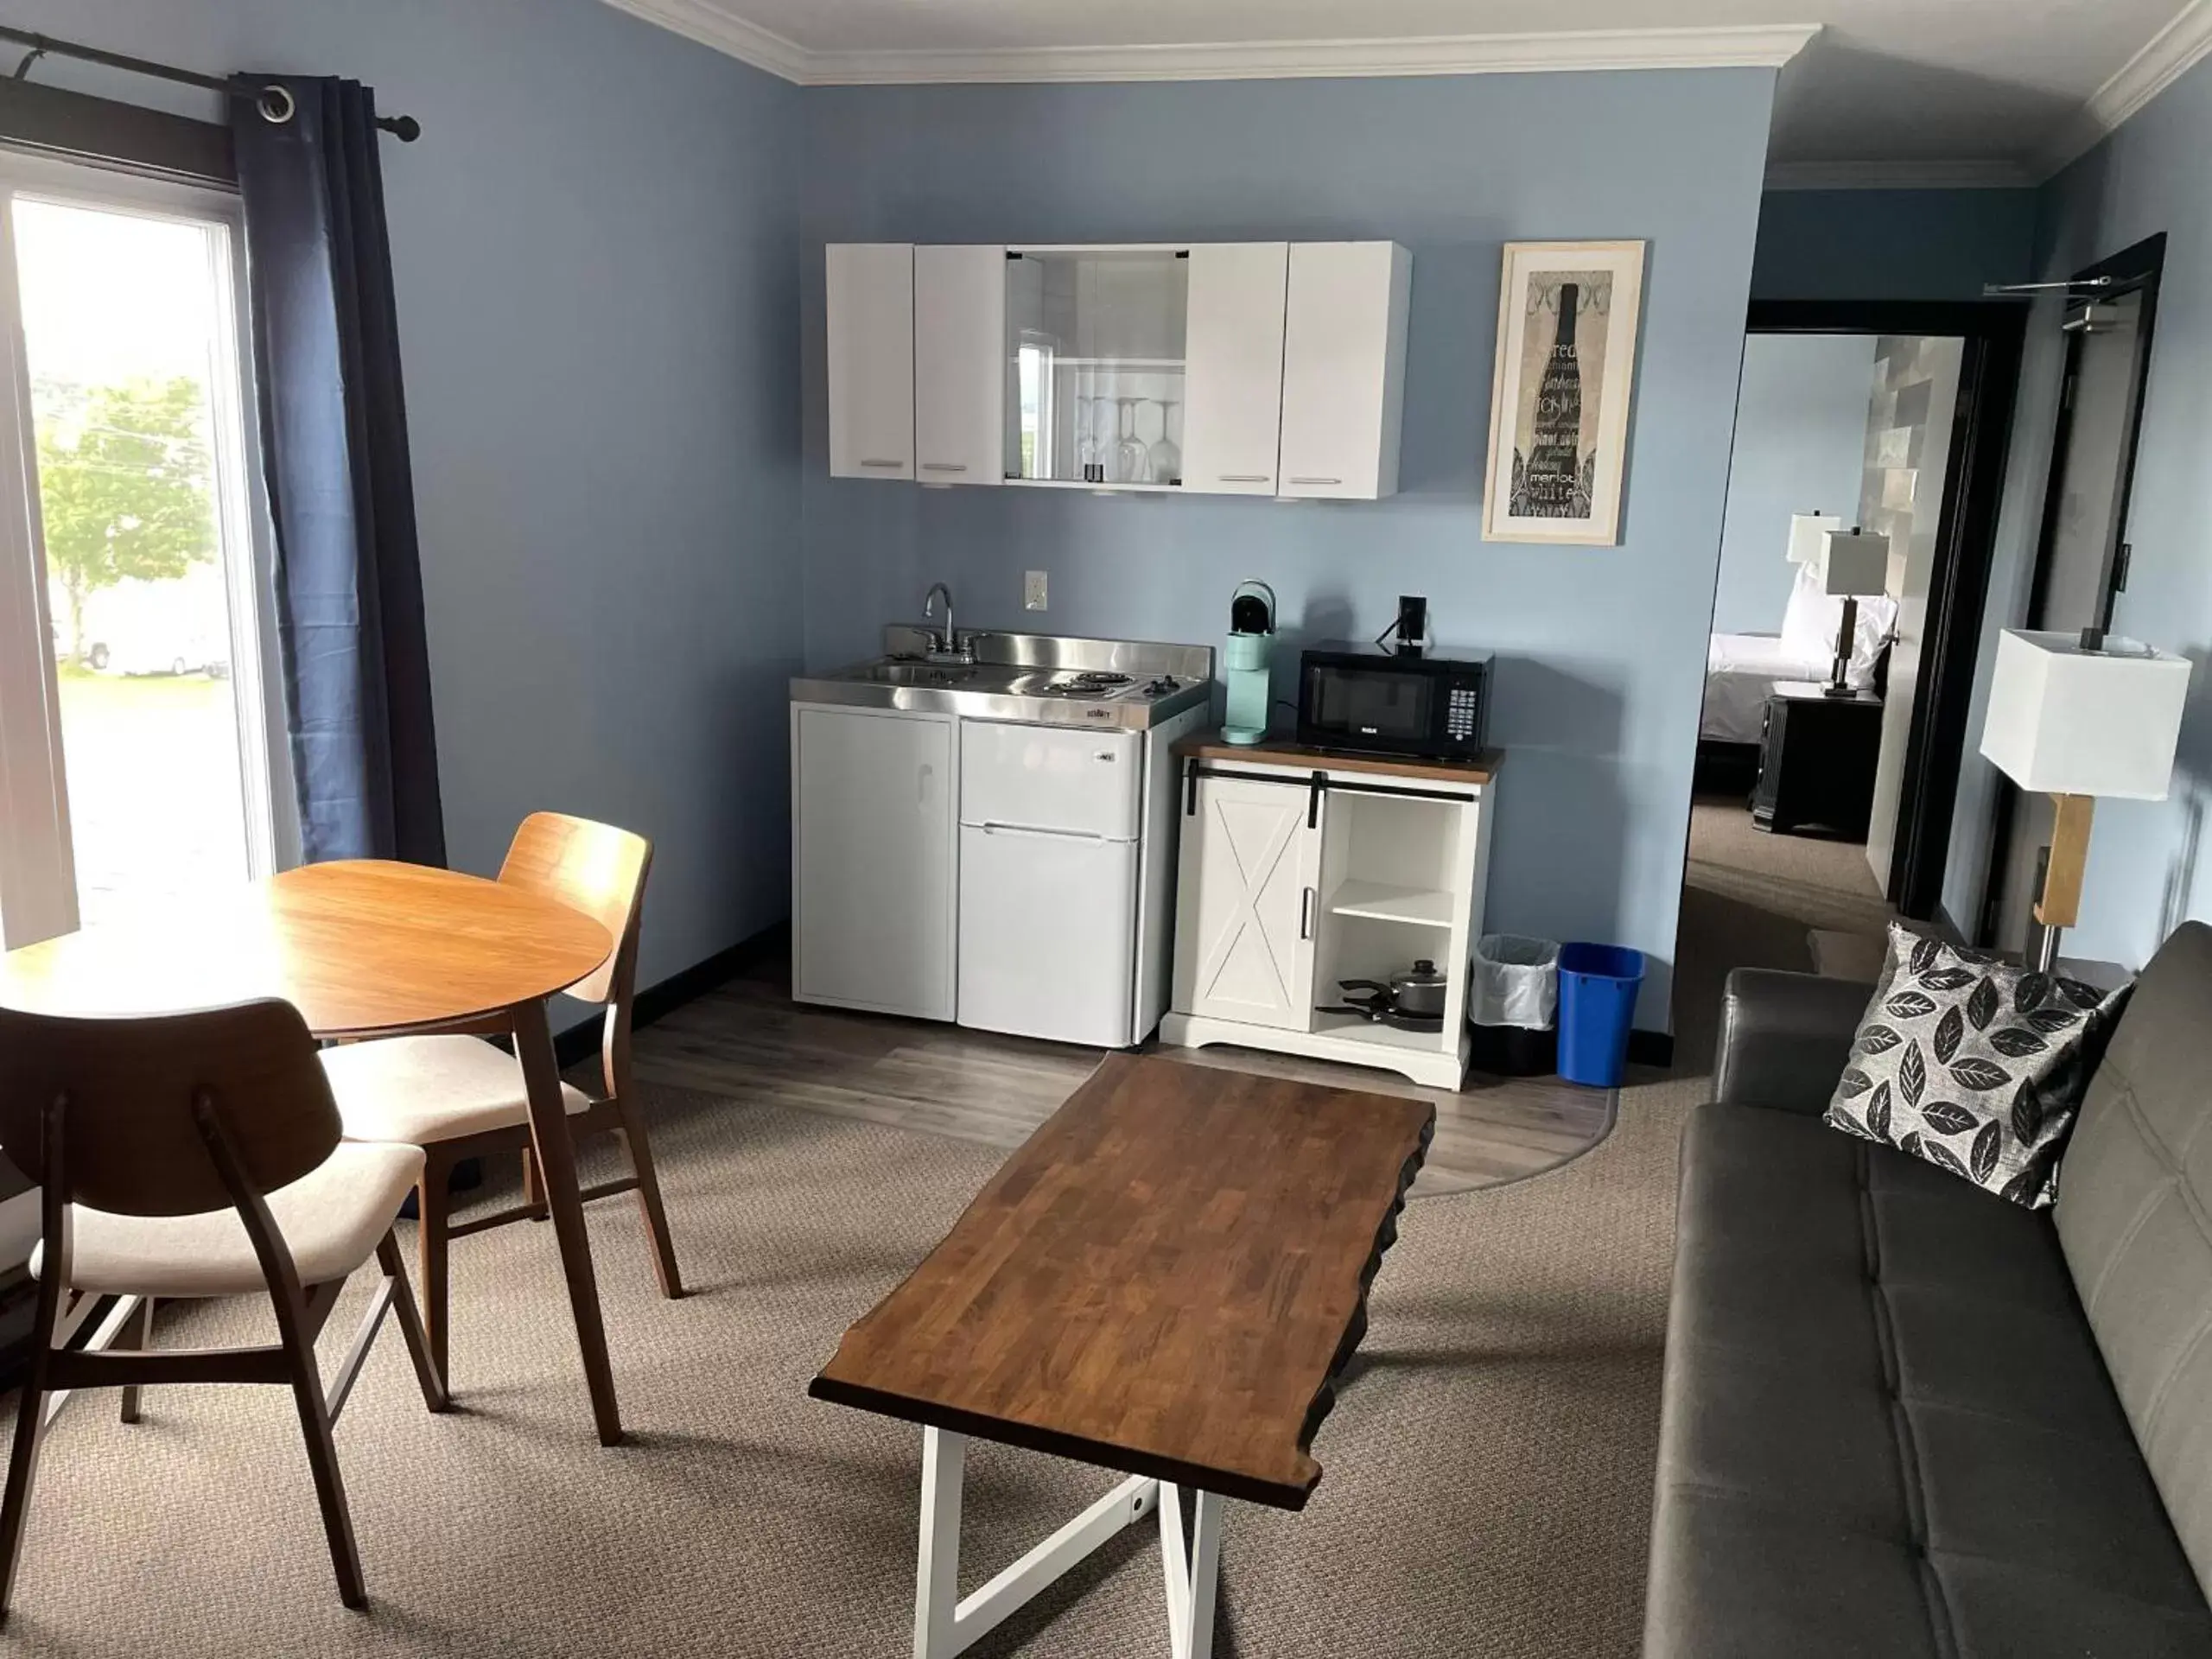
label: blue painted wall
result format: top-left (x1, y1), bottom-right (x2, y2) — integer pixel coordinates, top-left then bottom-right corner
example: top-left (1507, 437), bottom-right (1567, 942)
top-left (1753, 188), bottom-right (2037, 301)
top-left (26, 0), bottom-right (805, 991)
top-left (1713, 334), bottom-right (1875, 634)
top-left (1945, 54), bottom-right (2212, 963)
top-left (800, 72), bottom-right (1780, 1029)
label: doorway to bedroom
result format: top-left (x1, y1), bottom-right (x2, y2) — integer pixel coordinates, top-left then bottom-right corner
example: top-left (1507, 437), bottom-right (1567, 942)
top-left (1680, 300), bottom-right (2024, 1027)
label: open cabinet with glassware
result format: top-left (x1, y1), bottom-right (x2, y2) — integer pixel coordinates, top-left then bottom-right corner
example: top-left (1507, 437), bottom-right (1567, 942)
top-left (827, 240), bottom-right (1409, 499)
top-left (1161, 739), bottom-right (1497, 1088)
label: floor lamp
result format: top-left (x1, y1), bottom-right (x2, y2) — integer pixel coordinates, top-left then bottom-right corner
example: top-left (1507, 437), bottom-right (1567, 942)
top-left (1978, 629), bottom-right (2191, 971)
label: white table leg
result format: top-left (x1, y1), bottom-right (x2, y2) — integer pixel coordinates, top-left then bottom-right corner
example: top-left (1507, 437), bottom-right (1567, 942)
top-left (909, 1427), bottom-right (1225, 1658)
top-left (1160, 1484), bottom-right (1224, 1659)
top-left (915, 1428), bottom-right (965, 1659)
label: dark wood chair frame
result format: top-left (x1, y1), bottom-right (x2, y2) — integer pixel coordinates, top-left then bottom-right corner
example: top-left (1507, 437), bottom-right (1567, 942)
top-left (384, 814), bottom-right (682, 1395)
top-left (0, 1005), bottom-right (448, 1622)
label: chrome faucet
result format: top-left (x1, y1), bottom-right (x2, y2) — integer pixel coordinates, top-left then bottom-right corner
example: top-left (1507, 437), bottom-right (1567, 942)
top-left (922, 582), bottom-right (970, 663)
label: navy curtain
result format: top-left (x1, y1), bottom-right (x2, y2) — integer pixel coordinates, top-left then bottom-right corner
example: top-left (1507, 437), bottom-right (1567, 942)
top-left (232, 77), bottom-right (445, 866)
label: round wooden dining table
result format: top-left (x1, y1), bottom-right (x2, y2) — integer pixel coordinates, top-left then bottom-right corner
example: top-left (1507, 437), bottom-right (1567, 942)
top-left (0, 860), bottom-right (628, 1445)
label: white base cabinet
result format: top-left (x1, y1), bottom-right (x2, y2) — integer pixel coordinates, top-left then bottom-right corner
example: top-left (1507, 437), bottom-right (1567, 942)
top-left (791, 704), bottom-right (957, 1020)
top-left (1162, 751), bottom-right (1495, 1089)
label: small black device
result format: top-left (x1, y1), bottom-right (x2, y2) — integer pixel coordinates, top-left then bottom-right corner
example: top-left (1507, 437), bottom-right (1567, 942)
top-left (1382, 594), bottom-right (1427, 655)
top-left (1296, 640), bottom-right (1494, 761)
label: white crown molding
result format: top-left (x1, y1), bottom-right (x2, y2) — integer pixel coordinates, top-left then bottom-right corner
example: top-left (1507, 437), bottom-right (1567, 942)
top-left (1763, 158), bottom-right (2036, 191)
top-left (2037, 0), bottom-right (2212, 177)
top-left (802, 26), bottom-right (1821, 86)
top-left (597, 6), bottom-right (1818, 86)
top-left (600, 0), bottom-right (811, 83)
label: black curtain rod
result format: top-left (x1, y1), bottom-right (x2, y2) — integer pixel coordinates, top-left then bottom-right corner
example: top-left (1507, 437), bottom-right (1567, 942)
top-left (0, 23), bottom-right (420, 141)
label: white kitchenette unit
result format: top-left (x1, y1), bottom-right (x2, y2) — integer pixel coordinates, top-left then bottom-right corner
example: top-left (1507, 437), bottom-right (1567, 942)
top-left (791, 623), bottom-right (1213, 1048)
top-left (823, 240), bottom-right (1412, 499)
top-left (1160, 740), bottom-right (1499, 1090)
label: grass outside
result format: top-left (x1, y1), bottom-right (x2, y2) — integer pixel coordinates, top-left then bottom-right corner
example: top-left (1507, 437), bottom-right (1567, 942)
top-left (55, 660), bottom-right (227, 712)
top-left (54, 660), bottom-right (251, 929)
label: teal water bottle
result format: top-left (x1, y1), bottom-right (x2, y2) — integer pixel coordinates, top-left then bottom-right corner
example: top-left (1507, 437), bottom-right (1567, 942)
top-left (1223, 580), bottom-right (1275, 746)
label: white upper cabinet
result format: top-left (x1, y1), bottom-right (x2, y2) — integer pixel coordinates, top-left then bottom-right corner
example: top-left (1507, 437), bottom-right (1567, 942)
top-left (826, 243), bottom-right (914, 480)
top-left (824, 239), bottom-right (1412, 500)
top-left (913, 245), bottom-right (1007, 486)
top-left (1179, 243), bottom-right (1290, 496)
top-left (1277, 242), bottom-right (1413, 500)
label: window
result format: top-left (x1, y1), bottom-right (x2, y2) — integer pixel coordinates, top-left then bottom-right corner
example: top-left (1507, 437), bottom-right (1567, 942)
top-left (0, 149), bottom-right (292, 947)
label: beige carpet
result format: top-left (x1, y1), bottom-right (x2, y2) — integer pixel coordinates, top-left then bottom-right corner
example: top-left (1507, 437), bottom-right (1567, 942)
top-left (0, 1062), bottom-right (1697, 1657)
top-left (0, 794), bottom-right (1892, 1655)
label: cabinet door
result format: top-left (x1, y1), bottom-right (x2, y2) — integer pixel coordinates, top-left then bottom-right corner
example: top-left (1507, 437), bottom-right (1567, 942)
top-left (914, 245), bottom-right (1006, 486)
top-left (1172, 773), bottom-right (1322, 1030)
top-left (1278, 242), bottom-right (1412, 500)
top-left (1179, 243), bottom-right (1288, 496)
top-left (826, 243), bottom-right (914, 480)
top-left (793, 705), bottom-right (957, 1020)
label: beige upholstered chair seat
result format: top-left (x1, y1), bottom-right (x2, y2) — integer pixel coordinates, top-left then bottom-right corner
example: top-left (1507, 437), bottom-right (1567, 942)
top-left (321, 1034), bottom-right (591, 1147)
top-left (33, 1140), bottom-right (425, 1298)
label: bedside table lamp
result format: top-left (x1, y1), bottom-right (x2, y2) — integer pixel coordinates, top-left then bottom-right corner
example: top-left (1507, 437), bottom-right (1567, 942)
top-left (1808, 526), bottom-right (1891, 699)
top-left (1978, 628), bottom-right (2191, 971)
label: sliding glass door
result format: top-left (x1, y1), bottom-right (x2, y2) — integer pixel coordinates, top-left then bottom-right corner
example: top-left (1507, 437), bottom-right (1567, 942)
top-left (0, 150), bottom-right (290, 948)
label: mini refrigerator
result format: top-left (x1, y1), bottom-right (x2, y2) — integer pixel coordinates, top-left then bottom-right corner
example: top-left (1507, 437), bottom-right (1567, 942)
top-left (957, 721), bottom-right (1142, 1047)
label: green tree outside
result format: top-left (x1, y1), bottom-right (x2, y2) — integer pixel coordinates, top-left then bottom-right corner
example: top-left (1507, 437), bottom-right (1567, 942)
top-left (35, 377), bottom-right (215, 666)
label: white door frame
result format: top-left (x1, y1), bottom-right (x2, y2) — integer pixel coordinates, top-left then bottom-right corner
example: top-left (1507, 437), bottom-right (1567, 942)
top-left (0, 146), bottom-right (296, 950)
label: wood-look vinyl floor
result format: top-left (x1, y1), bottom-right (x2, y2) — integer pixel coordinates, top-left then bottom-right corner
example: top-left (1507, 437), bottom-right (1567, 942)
top-left (630, 963), bottom-right (1616, 1198)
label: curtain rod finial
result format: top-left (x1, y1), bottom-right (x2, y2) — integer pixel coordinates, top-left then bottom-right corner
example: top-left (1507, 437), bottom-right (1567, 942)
top-left (378, 113), bottom-right (421, 143)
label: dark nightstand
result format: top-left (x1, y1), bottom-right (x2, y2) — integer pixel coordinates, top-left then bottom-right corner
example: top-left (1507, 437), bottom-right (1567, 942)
top-left (1751, 680), bottom-right (1883, 839)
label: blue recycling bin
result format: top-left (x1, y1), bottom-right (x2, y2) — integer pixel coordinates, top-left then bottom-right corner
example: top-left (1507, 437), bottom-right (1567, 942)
top-left (1557, 943), bottom-right (1646, 1087)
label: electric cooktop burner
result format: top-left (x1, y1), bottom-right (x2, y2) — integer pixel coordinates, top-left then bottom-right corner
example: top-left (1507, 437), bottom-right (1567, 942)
top-left (1037, 671), bottom-right (1137, 697)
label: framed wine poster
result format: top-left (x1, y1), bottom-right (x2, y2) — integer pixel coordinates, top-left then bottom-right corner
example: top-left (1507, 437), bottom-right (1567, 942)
top-left (1481, 240), bottom-right (1648, 545)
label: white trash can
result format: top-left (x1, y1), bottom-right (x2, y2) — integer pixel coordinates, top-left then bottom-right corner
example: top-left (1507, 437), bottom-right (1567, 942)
top-left (1469, 935), bottom-right (1560, 1076)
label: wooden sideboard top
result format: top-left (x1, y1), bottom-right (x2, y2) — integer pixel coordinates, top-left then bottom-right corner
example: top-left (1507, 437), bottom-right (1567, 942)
top-left (809, 1052), bottom-right (1433, 1510)
top-left (1173, 731), bottom-right (1503, 787)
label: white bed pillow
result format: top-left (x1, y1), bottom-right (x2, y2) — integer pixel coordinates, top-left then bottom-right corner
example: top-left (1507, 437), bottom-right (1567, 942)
top-left (1779, 564), bottom-right (1897, 689)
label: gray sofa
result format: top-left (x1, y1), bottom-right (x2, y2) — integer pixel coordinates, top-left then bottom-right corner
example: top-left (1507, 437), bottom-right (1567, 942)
top-left (1643, 921), bottom-right (2212, 1657)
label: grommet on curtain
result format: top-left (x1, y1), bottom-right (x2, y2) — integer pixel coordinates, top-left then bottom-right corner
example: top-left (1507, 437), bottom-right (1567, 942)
top-left (257, 83), bottom-right (296, 125)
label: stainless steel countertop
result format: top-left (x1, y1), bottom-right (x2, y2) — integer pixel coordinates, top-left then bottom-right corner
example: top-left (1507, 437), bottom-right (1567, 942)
top-left (791, 626), bottom-right (1216, 732)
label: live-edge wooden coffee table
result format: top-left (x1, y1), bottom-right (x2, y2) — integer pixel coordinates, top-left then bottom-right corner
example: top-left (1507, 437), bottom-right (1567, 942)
top-left (810, 1052), bottom-right (1433, 1658)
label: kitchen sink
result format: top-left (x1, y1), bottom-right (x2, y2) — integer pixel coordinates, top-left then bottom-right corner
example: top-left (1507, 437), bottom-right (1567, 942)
top-left (857, 661), bottom-right (976, 686)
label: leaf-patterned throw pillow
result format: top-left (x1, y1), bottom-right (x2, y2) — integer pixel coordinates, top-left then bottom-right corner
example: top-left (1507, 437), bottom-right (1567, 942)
top-left (1824, 924), bottom-right (2130, 1207)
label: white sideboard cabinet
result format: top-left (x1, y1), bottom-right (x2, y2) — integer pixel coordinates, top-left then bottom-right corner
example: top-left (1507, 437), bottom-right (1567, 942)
top-left (1162, 741), bottom-right (1496, 1089)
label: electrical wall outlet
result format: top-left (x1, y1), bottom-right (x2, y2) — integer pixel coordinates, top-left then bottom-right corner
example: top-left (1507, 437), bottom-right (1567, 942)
top-left (1024, 570), bottom-right (1048, 611)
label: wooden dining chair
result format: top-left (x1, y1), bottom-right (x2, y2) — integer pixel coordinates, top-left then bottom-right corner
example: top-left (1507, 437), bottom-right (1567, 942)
top-left (316, 811), bottom-right (680, 1394)
top-left (0, 998), bottom-right (446, 1621)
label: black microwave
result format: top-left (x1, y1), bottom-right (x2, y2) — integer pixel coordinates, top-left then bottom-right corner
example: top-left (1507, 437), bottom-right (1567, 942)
top-left (1296, 642), bottom-right (1495, 760)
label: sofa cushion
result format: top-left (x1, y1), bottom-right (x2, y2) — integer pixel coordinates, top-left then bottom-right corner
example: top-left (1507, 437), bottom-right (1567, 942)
top-left (1645, 1100), bottom-right (2212, 1657)
top-left (2055, 918), bottom-right (2212, 1605)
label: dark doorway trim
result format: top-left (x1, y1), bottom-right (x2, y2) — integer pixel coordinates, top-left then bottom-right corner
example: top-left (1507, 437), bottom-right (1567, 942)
top-left (1745, 298), bottom-right (2027, 925)
top-left (1976, 232), bottom-right (2166, 948)
top-left (2018, 233), bottom-right (2164, 641)
top-left (0, 74), bottom-right (234, 187)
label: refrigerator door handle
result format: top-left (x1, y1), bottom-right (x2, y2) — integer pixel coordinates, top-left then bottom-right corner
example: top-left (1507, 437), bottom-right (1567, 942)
top-left (975, 821), bottom-right (1114, 842)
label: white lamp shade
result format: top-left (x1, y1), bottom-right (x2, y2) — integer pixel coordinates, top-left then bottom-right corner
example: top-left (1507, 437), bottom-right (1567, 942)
top-left (1788, 512), bottom-right (1843, 565)
top-left (1819, 528), bottom-right (1891, 597)
top-left (1978, 629), bottom-right (2190, 800)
